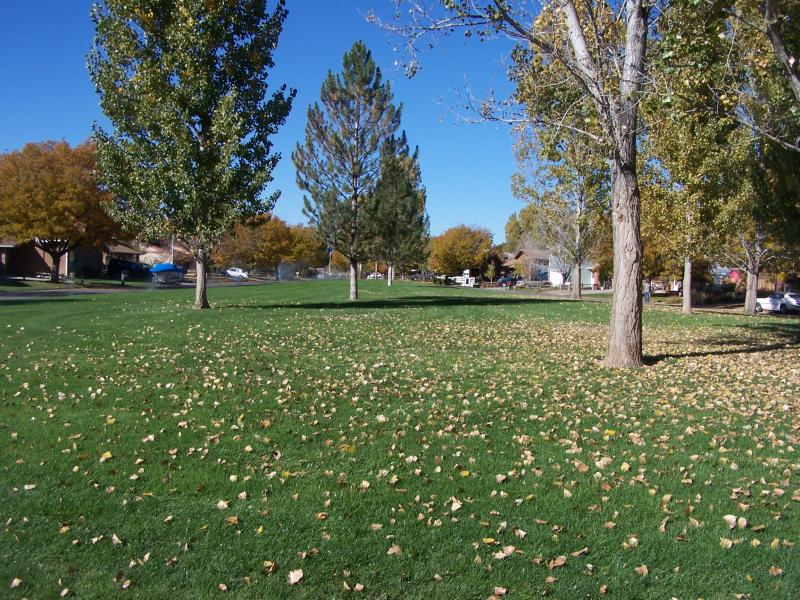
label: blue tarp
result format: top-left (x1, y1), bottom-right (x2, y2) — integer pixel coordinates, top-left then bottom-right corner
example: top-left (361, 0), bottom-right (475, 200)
top-left (150, 263), bottom-right (184, 273)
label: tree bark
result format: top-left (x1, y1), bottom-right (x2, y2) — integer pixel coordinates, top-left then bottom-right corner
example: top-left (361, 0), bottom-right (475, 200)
top-left (682, 256), bottom-right (692, 315)
top-left (387, 263), bottom-right (393, 287)
top-left (563, 0), bottom-right (648, 367)
top-left (194, 251), bottom-right (210, 309)
top-left (604, 158), bottom-right (644, 367)
top-left (46, 251), bottom-right (65, 283)
top-left (349, 258), bottom-right (359, 300)
top-left (744, 268), bottom-right (759, 315)
top-left (763, 0), bottom-right (800, 104)
top-left (572, 261), bottom-right (582, 300)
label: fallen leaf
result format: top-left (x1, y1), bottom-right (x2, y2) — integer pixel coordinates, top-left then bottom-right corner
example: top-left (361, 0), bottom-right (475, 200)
top-left (723, 514), bottom-right (737, 529)
top-left (262, 560), bottom-right (278, 574)
top-left (595, 456), bottom-right (612, 469)
top-left (287, 569), bottom-right (304, 585)
top-left (635, 564), bottom-right (649, 576)
top-left (547, 555), bottom-right (567, 570)
top-left (387, 544), bottom-right (402, 555)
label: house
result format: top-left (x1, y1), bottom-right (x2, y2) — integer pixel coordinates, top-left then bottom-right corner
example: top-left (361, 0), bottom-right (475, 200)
top-left (0, 239), bottom-right (16, 276)
top-left (0, 238), bottom-right (192, 279)
top-left (501, 249), bottom-right (549, 280)
top-left (503, 247), bottom-right (600, 288)
top-left (547, 259), bottom-right (600, 289)
top-left (1, 239), bottom-right (63, 278)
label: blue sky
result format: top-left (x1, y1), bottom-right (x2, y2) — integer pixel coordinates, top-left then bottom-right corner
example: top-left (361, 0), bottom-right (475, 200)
top-left (0, 1), bottom-right (522, 243)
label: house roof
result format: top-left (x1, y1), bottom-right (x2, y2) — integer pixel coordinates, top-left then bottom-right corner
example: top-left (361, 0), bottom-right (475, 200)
top-left (106, 242), bottom-right (141, 255)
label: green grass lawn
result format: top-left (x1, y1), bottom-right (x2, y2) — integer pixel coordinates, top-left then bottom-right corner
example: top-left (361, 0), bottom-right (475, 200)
top-left (1, 281), bottom-right (798, 599)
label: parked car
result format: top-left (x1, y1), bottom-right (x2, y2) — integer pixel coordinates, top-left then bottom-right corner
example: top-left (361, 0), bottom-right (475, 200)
top-left (788, 293), bottom-right (800, 310)
top-left (105, 258), bottom-right (151, 280)
top-left (497, 275), bottom-right (519, 287)
top-left (366, 272), bottom-right (383, 279)
top-left (755, 292), bottom-right (799, 313)
top-left (225, 267), bottom-right (249, 280)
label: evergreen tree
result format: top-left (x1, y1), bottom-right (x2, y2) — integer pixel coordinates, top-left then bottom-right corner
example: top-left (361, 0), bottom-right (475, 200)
top-left (364, 134), bottom-right (429, 286)
top-left (88, 0), bottom-right (294, 308)
top-left (293, 41), bottom-right (401, 300)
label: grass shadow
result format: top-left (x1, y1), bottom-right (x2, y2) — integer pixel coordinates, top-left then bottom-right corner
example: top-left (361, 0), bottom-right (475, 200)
top-left (645, 326), bottom-right (800, 365)
top-left (223, 294), bottom-right (559, 311)
top-left (0, 297), bottom-right (90, 307)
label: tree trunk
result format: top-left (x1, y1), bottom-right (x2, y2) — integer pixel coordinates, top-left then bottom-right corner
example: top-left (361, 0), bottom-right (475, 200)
top-left (604, 159), bottom-right (644, 368)
top-left (46, 251), bottom-right (65, 283)
top-left (682, 256), bottom-right (692, 315)
top-left (194, 252), bottom-right (210, 309)
top-left (744, 268), bottom-right (759, 315)
top-left (572, 262), bottom-right (582, 300)
top-left (387, 263), bottom-right (393, 287)
top-left (349, 259), bottom-right (358, 300)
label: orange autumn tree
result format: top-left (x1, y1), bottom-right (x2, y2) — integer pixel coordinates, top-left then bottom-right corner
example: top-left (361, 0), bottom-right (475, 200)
top-left (213, 217), bottom-right (327, 273)
top-left (0, 140), bottom-right (119, 281)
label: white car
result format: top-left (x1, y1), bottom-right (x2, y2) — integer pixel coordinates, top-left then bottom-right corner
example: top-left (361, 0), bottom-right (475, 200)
top-left (225, 267), bottom-right (249, 280)
top-left (755, 292), bottom-right (799, 314)
top-left (366, 272), bottom-right (383, 279)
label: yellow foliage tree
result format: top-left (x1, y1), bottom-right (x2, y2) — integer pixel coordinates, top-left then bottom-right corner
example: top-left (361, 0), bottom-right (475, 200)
top-left (0, 140), bottom-right (119, 281)
top-left (429, 225), bottom-right (492, 276)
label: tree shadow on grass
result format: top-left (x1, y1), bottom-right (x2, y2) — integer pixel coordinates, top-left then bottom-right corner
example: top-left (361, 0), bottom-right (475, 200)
top-left (645, 322), bottom-right (800, 365)
top-left (0, 297), bottom-right (89, 307)
top-left (223, 294), bottom-right (559, 311)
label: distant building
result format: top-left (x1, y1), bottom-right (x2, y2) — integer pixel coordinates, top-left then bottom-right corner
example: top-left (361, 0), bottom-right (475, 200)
top-left (0, 238), bottom-right (192, 279)
top-left (502, 247), bottom-right (599, 288)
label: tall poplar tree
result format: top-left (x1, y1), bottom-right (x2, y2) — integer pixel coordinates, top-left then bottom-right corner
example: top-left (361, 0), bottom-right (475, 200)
top-left (643, 1), bottom-right (736, 315)
top-left (88, 0), bottom-right (294, 309)
top-left (377, 1), bottom-right (653, 367)
top-left (293, 41), bottom-right (401, 301)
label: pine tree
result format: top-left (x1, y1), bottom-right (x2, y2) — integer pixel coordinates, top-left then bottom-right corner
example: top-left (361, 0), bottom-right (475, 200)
top-left (293, 41), bottom-right (401, 300)
top-left (88, 0), bottom-right (294, 308)
top-left (364, 134), bottom-right (429, 286)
